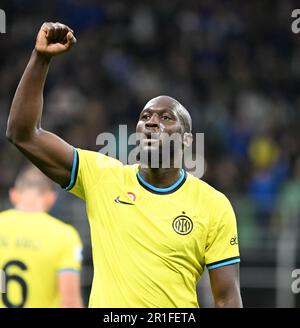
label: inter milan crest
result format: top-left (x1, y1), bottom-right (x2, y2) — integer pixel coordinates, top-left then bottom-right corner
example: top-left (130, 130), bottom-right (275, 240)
top-left (172, 215), bottom-right (193, 235)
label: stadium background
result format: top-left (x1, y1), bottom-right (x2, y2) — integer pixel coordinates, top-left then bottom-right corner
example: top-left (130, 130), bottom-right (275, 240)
top-left (1, 0), bottom-right (300, 307)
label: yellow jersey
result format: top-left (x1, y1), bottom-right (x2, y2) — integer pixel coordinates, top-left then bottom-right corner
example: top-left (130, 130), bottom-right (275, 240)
top-left (0, 209), bottom-right (82, 308)
top-left (67, 148), bottom-right (240, 308)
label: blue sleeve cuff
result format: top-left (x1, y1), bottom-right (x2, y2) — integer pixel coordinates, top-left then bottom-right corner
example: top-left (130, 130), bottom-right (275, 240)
top-left (64, 147), bottom-right (79, 191)
top-left (207, 257), bottom-right (240, 270)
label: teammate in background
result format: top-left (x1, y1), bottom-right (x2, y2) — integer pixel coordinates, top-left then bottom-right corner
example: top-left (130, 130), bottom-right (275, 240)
top-left (0, 165), bottom-right (83, 308)
top-left (6, 22), bottom-right (242, 307)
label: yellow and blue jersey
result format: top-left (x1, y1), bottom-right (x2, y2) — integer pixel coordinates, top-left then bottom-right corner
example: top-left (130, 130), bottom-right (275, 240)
top-left (66, 148), bottom-right (240, 308)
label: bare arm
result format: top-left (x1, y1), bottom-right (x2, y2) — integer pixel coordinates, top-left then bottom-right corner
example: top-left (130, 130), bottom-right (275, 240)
top-left (58, 272), bottom-right (83, 308)
top-left (209, 264), bottom-right (243, 308)
top-left (6, 22), bottom-right (77, 186)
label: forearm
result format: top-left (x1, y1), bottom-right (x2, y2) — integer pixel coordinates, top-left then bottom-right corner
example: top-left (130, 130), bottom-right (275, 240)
top-left (6, 50), bottom-right (51, 142)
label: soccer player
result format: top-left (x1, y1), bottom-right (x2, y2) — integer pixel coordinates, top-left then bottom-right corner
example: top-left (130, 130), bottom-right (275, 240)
top-left (6, 22), bottom-right (242, 307)
top-left (0, 165), bottom-right (83, 308)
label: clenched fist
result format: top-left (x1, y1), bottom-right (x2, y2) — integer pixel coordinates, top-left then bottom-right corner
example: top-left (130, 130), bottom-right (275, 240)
top-left (35, 22), bottom-right (76, 57)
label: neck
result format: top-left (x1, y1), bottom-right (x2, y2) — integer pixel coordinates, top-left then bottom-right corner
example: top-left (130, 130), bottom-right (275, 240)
top-left (14, 203), bottom-right (45, 212)
top-left (138, 166), bottom-right (182, 188)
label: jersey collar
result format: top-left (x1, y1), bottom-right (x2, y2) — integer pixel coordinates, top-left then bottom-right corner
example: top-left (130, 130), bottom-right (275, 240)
top-left (136, 168), bottom-right (187, 195)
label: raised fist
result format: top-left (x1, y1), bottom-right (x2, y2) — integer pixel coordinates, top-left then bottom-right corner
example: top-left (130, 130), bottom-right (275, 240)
top-left (35, 22), bottom-right (76, 57)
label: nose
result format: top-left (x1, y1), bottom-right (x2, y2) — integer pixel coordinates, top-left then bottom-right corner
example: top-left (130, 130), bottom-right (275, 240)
top-left (145, 113), bottom-right (160, 128)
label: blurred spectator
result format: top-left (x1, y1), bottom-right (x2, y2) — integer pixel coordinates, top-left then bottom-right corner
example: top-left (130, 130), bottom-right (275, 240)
top-left (248, 136), bottom-right (289, 230)
top-left (278, 158), bottom-right (300, 229)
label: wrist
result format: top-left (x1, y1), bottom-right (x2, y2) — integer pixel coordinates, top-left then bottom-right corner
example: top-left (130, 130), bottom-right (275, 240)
top-left (32, 49), bottom-right (52, 65)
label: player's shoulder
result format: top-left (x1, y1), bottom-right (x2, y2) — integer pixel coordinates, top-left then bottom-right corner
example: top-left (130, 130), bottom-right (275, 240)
top-left (40, 212), bottom-right (80, 238)
top-left (186, 173), bottom-right (231, 206)
top-left (0, 208), bottom-right (39, 221)
top-left (0, 208), bottom-right (15, 220)
top-left (0, 208), bottom-right (12, 216)
top-left (76, 148), bottom-right (123, 169)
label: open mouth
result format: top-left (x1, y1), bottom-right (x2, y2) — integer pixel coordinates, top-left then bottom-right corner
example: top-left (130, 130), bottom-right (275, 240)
top-left (144, 139), bottom-right (159, 145)
top-left (141, 132), bottom-right (160, 146)
top-left (144, 131), bottom-right (160, 140)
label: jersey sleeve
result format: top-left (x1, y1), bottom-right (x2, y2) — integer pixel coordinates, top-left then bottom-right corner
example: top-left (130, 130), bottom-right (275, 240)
top-left (64, 147), bottom-right (123, 200)
top-left (57, 226), bottom-right (83, 274)
top-left (204, 194), bottom-right (240, 270)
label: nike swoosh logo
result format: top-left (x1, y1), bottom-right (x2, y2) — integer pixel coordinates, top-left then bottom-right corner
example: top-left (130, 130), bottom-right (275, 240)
top-left (114, 196), bottom-right (134, 205)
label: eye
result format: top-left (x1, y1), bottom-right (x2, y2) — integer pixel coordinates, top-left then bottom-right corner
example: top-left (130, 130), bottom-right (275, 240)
top-left (141, 113), bottom-right (150, 120)
top-left (161, 115), bottom-right (172, 121)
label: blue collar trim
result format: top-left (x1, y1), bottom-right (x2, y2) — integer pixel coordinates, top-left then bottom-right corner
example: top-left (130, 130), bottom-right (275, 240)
top-left (136, 169), bottom-right (185, 193)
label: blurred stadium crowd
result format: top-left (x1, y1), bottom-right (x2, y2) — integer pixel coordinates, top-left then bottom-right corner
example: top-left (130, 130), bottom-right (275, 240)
top-left (1, 0), bottom-right (300, 307)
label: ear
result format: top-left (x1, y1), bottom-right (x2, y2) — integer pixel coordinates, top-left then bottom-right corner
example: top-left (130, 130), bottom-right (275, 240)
top-left (9, 188), bottom-right (19, 207)
top-left (43, 191), bottom-right (58, 212)
top-left (183, 132), bottom-right (193, 147)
